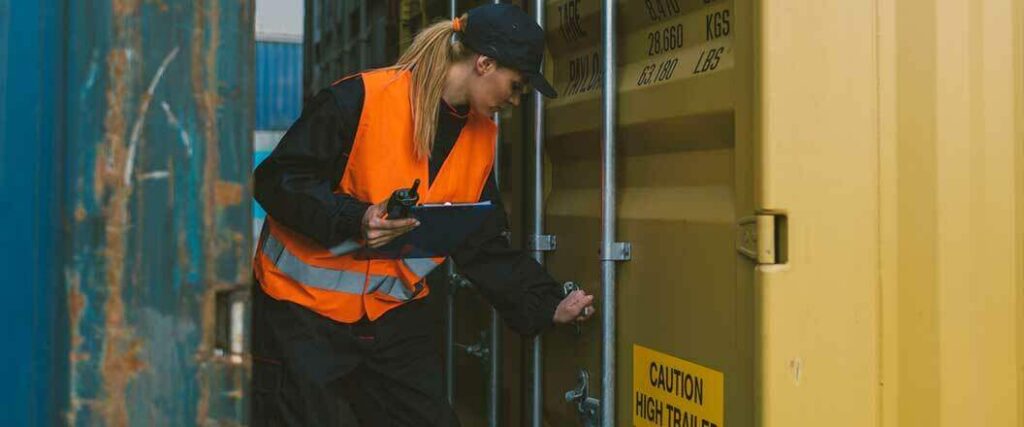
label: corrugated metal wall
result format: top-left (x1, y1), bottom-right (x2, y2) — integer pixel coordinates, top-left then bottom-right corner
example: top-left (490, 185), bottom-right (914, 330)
top-left (3, 0), bottom-right (256, 424)
top-left (303, 0), bottom-right (399, 99)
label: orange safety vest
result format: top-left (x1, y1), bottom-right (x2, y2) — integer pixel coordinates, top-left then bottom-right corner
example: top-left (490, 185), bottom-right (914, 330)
top-left (254, 69), bottom-right (496, 323)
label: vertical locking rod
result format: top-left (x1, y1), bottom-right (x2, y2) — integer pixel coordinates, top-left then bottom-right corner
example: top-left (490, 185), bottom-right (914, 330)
top-left (600, 0), bottom-right (619, 425)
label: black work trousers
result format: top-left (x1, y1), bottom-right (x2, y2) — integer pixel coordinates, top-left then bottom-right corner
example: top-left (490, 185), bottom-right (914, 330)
top-left (251, 282), bottom-right (458, 427)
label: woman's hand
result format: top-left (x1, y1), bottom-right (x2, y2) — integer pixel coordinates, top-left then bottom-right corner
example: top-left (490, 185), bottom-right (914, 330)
top-left (553, 290), bottom-right (596, 325)
top-left (361, 200), bottom-right (420, 248)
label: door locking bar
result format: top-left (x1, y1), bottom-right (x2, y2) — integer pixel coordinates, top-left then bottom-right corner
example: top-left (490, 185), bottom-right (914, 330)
top-left (564, 369), bottom-right (600, 427)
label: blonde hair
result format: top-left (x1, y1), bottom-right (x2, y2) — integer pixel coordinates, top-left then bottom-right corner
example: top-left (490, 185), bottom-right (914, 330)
top-left (388, 16), bottom-right (474, 160)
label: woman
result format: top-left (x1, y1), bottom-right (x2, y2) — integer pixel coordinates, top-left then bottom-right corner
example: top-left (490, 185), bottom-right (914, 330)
top-left (251, 4), bottom-right (595, 426)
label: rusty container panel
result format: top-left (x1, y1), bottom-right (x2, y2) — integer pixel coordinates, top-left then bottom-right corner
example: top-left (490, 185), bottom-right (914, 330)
top-left (62, 0), bottom-right (254, 425)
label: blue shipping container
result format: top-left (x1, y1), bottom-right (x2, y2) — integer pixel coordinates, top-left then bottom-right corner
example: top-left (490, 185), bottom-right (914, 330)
top-left (256, 41), bottom-right (303, 130)
top-left (2, 0), bottom-right (255, 425)
top-left (253, 40), bottom-right (302, 244)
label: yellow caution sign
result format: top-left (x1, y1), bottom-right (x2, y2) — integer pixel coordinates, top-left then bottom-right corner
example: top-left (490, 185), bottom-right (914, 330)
top-left (633, 344), bottom-right (724, 427)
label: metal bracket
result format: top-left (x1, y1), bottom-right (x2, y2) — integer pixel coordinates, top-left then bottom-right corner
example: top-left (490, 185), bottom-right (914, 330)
top-left (564, 369), bottom-right (601, 427)
top-left (456, 330), bottom-right (490, 363)
top-left (528, 234), bottom-right (557, 251)
top-left (737, 214), bottom-right (786, 265)
top-left (599, 242), bottom-right (632, 261)
top-left (213, 287), bottom-right (250, 365)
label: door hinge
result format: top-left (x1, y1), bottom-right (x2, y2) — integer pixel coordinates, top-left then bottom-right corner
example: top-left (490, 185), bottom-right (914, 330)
top-left (527, 234), bottom-right (557, 251)
top-left (737, 214), bottom-right (787, 265)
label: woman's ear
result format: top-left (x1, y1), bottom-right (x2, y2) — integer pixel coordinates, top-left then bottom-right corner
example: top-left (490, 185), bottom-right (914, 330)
top-left (474, 55), bottom-right (497, 75)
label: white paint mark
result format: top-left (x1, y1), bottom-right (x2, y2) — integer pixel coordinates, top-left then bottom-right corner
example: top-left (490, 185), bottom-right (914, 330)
top-left (124, 46), bottom-right (180, 187)
top-left (160, 101), bottom-right (193, 157)
top-left (140, 171), bottom-right (170, 180)
top-left (80, 50), bottom-right (100, 104)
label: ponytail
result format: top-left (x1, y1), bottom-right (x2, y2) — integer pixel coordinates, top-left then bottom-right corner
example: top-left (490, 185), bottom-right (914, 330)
top-left (389, 16), bottom-right (473, 160)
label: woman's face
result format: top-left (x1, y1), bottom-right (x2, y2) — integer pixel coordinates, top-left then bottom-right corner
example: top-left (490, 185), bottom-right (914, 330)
top-left (468, 56), bottom-right (529, 117)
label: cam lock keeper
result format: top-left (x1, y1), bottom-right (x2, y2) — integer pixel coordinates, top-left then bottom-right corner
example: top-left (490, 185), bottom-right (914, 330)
top-left (386, 178), bottom-right (421, 219)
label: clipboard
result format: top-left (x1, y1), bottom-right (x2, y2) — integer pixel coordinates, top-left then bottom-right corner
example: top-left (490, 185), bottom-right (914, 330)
top-left (354, 201), bottom-right (496, 260)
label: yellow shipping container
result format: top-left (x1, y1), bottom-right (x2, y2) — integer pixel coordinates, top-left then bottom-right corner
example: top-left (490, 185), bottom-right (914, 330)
top-left (527, 0), bottom-right (1024, 426)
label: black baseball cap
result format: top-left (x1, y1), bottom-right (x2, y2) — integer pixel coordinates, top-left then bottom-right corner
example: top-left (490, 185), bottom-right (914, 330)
top-left (459, 4), bottom-right (558, 98)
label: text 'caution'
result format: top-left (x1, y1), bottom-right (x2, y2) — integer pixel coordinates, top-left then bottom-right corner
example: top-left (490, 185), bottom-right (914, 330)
top-left (633, 344), bottom-right (724, 427)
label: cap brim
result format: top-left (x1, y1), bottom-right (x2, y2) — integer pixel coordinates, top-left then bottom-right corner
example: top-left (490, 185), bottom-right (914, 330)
top-left (525, 71), bottom-right (558, 98)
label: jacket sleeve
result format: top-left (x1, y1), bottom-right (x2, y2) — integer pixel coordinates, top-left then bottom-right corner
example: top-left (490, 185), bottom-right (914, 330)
top-left (451, 174), bottom-right (565, 336)
top-left (253, 78), bottom-right (370, 248)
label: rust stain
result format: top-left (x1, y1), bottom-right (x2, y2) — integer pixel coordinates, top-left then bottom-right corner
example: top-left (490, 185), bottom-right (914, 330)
top-left (99, 45), bottom-right (137, 426)
top-left (145, 0), bottom-right (169, 13)
top-left (234, 230), bottom-right (248, 284)
top-left (96, 1), bottom-right (146, 425)
top-left (214, 181), bottom-right (243, 206)
top-left (67, 270), bottom-right (89, 364)
top-left (93, 143), bottom-right (108, 204)
top-left (112, 0), bottom-right (139, 17)
top-left (66, 269), bottom-right (81, 427)
top-left (191, 0), bottom-right (216, 423)
top-left (74, 203), bottom-right (87, 222)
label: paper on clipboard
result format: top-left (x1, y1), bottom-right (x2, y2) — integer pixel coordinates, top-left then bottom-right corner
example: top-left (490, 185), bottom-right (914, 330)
top-left (354, 201), bottom-right (496, 260)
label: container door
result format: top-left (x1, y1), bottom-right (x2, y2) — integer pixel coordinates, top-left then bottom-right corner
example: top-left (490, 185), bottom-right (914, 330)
top-left (543, 1), bottom-right (754, 425)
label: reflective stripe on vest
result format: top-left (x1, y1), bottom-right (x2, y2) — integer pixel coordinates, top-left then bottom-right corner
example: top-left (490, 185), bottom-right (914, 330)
top-left (403, 257), bottom-right (442, 277)
top-left (261, 232), bottom-right (423, 301)
top-left (367, 275), bottom-right (424, 301)
top-left (325, 239), bottom-right (443, 277)
top-left (328, 239), bottom-right (362, 256)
